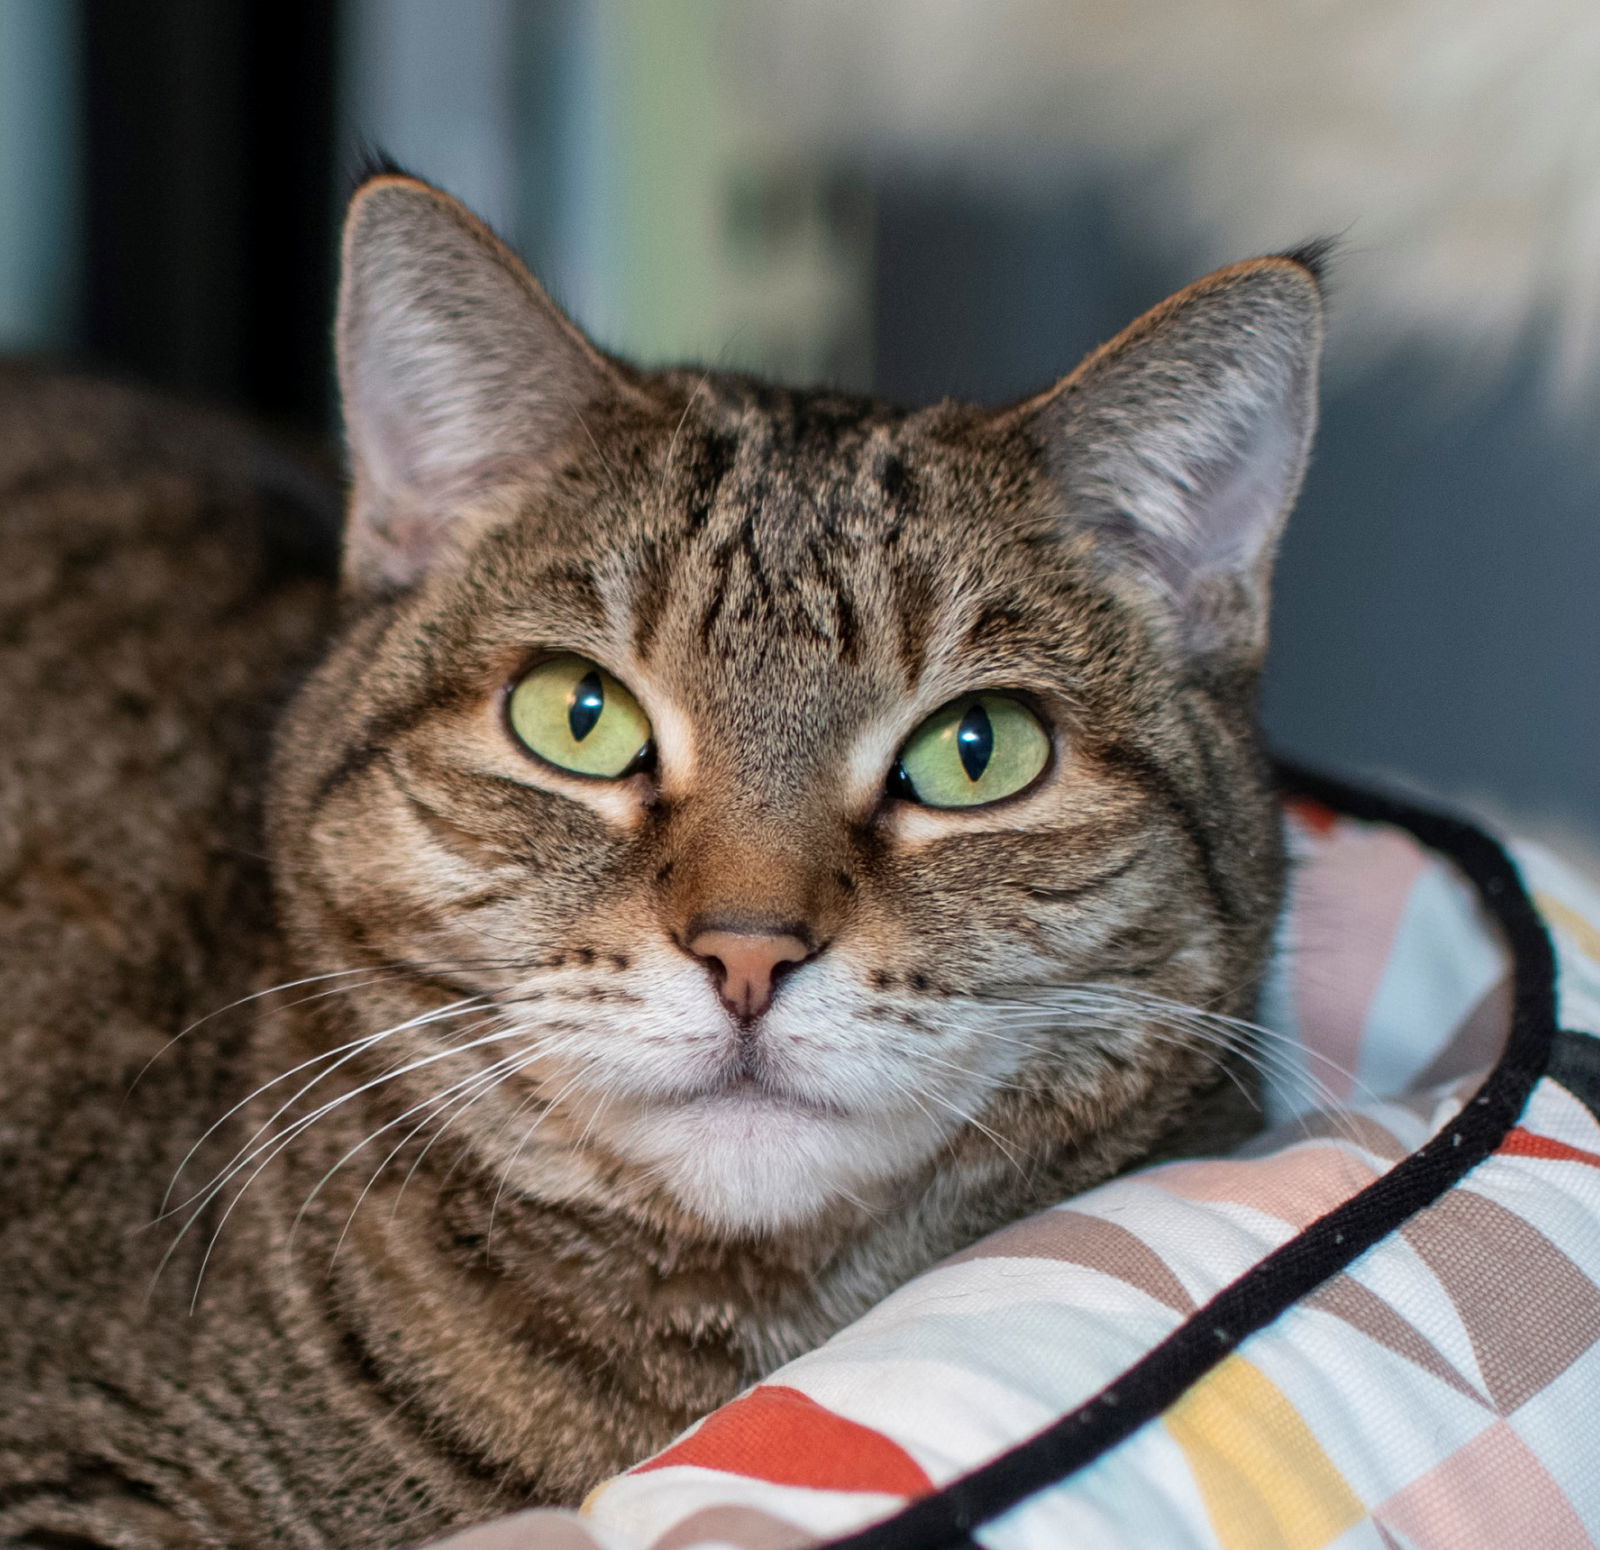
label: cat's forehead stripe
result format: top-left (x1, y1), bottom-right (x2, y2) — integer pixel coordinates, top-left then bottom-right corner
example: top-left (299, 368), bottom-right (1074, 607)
top-left (606, 405), bottom-right (1054, 692)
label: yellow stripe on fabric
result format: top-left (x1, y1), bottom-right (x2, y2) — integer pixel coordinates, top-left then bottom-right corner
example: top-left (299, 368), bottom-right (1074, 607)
top-left (1164, 1356), bottom-right (1364, 1550)
top-left (1536, 892), bottom-right (1600, 970)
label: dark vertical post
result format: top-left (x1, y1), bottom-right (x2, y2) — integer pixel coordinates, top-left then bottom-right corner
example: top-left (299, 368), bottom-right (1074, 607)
top-left (79, 0), bottom-right (339, 430)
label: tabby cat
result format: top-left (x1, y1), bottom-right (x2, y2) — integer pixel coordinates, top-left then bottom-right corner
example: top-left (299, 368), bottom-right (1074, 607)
top-left (0, 172), bottom-right (1322, 1548)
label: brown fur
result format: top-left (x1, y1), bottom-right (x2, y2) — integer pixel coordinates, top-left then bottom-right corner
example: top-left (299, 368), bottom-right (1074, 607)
top-left (0, 179), bottom-right (1321, 1546)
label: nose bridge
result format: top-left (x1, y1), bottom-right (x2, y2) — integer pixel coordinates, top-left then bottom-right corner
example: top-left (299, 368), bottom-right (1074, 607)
top-left (663, 802), bottom-right (849, 1024)
top-left (659, 800), bottom-right (845, 948)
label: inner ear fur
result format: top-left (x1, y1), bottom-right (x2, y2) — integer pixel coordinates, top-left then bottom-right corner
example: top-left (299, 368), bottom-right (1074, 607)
top-left (335, 172), bottom-right (636, 596)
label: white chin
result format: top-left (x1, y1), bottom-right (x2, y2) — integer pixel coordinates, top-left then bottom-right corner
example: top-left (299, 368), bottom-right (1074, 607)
top-left (615, 1091), bottom-right (946, 1234)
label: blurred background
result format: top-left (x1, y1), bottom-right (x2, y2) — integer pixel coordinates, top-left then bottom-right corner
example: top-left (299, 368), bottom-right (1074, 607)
top-left (1, 0), bottom-right (1596, 831)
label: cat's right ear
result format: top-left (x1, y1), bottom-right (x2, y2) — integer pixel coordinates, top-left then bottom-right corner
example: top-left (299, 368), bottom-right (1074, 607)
top-left (336, 173), bottom-right (625, 595)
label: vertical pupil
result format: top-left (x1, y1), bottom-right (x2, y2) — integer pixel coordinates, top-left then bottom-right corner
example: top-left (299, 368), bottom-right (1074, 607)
top-left (955, 702), bottom-right (993, 781)
top-left (568, 671), bottom-right (605, 742)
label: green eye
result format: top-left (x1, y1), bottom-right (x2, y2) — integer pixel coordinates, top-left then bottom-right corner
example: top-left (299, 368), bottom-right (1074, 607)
top-left (891, 694), bottom-right (1051, 808)
top-left (507, 654), bottom-right (653, 778)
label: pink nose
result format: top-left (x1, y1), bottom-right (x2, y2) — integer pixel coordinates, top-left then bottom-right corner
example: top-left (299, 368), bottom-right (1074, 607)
top-left (688, 929), bottom-right (810, 1021)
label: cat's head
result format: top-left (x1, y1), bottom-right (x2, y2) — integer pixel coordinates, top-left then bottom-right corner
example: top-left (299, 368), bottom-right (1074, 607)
top-left (269, 174), bottom-right (1321, 1235)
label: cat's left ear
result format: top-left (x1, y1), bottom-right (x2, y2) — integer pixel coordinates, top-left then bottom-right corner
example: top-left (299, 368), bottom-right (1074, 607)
top-left (335, 171), bottom-right (633, 594)
top-left (1019, 251), bottom-right (1325, 659)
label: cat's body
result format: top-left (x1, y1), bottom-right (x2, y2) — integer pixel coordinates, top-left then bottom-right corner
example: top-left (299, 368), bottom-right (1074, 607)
top-left (0, 367), bottom-right (343, 1543)
top-left (0, 179), bottom-right (1321, 1548)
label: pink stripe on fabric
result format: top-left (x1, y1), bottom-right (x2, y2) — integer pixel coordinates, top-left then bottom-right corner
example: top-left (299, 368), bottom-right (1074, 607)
top-left (1292, 823), bottom-right (1430, 1101)
top-left (1149, 1144), bottom-right (1378, 1230)
top-left (426, 1514), bottom-right (615, 1550)
top-left (1375, 1419), bottom-right (1594, 1550)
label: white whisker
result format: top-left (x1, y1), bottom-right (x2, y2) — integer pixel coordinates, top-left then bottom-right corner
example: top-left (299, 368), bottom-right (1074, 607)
top-left (152, 1008), bottom-right (523, 1305)
top-left (972, 980), bottom-right (1382, 1154)
top-left (487, 1068), bottom-right (593, 1242)
top-left (161, 997), bottom-right (490, 1216)
top-left (321, 1043), bottom-right (555, 1271)
top-left (298, 1033), bottom-right (527, 1243)
top-left (130, 956), bottom-right (532, 1099)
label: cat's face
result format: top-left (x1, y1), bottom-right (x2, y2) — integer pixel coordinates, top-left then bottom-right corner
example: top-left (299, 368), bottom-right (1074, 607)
top-left (269, 177), bottom-right (1321, 1233)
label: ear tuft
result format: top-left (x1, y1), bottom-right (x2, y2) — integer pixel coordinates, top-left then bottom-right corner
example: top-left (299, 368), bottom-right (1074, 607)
top-left (336, 175), bottom-right (622, 595)
top-left (1025, 256), bottom-right (1323, 659)
top-left (1278, 236), bottom-right (1339, 291)
top-left (345, 144), bottom-right (419, 199)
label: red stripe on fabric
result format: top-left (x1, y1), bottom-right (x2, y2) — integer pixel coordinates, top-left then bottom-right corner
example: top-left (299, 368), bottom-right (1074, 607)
top-left (1285, 795), bottom-right (1340, 836)
top-left (1499, 1127), bottom-right (1600, 1169)
top-left (632, 1384), bottom-right (935, 1497)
